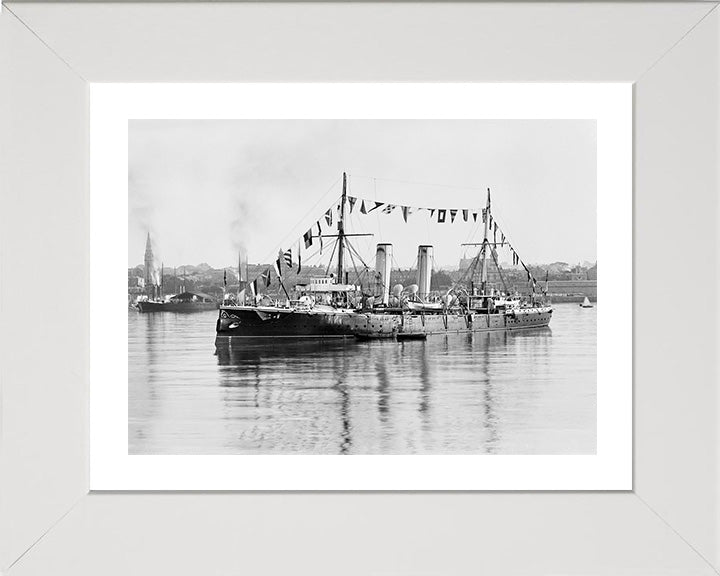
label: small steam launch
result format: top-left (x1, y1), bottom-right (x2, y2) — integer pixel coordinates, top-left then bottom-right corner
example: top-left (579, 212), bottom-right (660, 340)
top-left (216, 173), bottom-right (551, 339)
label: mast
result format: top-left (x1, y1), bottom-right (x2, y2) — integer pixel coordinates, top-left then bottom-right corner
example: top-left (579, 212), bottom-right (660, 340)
top-left (336, 172), bottom-right (347, 283)
top-left (479, 188), bottom-right (491, 294)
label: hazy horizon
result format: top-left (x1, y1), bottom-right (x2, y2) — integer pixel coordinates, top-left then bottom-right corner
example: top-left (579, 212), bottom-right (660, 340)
top-left (129, 119), bottom-right (597, 270)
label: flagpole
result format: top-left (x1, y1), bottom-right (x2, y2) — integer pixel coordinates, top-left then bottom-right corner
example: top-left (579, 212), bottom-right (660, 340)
top-left (278, 271), bottom-right (291, 301)
top-left (479, 188), bottom-right (491, 295)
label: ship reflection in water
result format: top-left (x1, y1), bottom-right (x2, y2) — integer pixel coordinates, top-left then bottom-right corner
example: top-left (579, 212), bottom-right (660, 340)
top-left (129, 303), bottom-right (596, 455)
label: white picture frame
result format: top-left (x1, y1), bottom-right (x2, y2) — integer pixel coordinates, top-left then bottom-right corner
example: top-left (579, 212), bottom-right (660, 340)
top-left (2, 1), bottom-right (719, 574)
top-left (90, 83), bottom-right (630, 491)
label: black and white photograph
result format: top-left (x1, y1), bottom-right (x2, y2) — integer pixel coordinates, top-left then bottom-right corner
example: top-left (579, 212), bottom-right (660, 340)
top-left (128, 119), bottom-right (597, 456)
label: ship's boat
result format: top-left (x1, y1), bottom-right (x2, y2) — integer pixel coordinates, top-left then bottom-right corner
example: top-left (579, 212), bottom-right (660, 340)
top-left (580, 296), bottom-right (594, 308)
top-left (404, 300), bottom-right (445, 313)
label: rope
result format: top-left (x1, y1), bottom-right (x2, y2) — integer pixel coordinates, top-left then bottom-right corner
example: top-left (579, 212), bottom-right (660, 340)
top-left (324, 237), bottom-right (339, 277)
top-left (351, 173), bottom-right (489, 194)
top-left (257, 178), bottom-right (341, 264)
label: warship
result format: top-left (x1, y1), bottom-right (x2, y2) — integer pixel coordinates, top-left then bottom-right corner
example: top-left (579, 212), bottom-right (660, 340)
top-left (216, 173), bottom-right (551, 340)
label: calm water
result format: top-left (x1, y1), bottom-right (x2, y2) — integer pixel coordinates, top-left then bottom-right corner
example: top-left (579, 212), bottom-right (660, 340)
top-left (129, 303), bottom-right (596, 455)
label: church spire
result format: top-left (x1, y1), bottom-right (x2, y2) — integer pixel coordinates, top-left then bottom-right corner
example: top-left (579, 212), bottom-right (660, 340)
top-left (144, 232), bottom-right (155, 292)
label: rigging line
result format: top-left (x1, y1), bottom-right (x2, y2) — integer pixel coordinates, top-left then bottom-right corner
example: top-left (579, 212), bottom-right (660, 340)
top-left (494, 218), bottom-right (537, 283)
top-left (351, 173), bottom-right (489, 193)
top-left (463, 213), bottom-right (481, 245)
top-left (349, 207), bottom-right (373, 262)
top-left (345, 240), bottom-right (369, 270)
top-left (300, 243), bottom-right (328, 267)
top-left (348, 237), bottom-right (371, 268)
top-left (454, 248), bottom-right (481, 291)
top-left (373, 177), bottom-right (383, 242)
top-left (261, 191), bottom-right (341, 266)
top-left (345, 243), bottom-right (363, 286)
top-left (488, 244), bottom-right (509, 293)
top-left (324, 237), bottom-right (339, 278)
top-left (257, 177), bottom-right (342, 264)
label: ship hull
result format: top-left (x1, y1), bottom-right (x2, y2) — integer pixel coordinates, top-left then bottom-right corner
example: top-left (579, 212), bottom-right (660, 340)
top-left (136, 301), bottom-right (218, 313)
top-left (216, 305), bottom-right (552, 339)
top-left (348, 307), bottom-right (553, 339)
top-left (216, 305), bottom-right (356, 338)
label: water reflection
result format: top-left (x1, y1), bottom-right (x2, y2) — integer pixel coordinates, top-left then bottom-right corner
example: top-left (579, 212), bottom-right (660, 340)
top-left (130, 306), bottom-right (593, 455)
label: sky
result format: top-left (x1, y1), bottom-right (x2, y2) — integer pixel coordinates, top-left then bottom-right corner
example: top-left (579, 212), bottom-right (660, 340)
top-left (129, 119), bottom-right (596, 270)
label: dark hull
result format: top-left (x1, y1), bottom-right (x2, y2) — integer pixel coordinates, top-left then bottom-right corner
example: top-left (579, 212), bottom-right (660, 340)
top-left (216, 306), bottom-right (356, 338)
top-left (216, 305), bottom-right (552, 339)
top-left (136, 301), bottom-right (218, 313)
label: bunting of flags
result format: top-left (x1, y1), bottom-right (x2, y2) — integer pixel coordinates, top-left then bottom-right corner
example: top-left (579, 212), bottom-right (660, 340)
top-left (244, 191), bottom-right (543, 299)
top-left (340, 195), bottom-right (511, 229)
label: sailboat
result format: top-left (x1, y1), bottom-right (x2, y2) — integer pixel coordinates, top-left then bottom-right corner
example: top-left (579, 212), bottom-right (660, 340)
top-left (215, 173), bottom-right (552, 340)
top-left (580, 296), bottom-right (593, 308)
